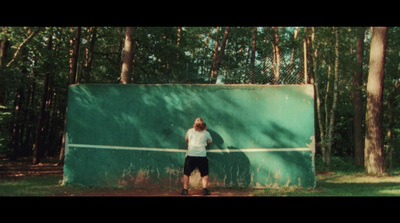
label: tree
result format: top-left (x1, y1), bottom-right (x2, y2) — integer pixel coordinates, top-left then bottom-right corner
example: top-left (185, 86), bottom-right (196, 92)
top-left (120, 27), bottom-right (135, 84)
top-left (385, 27), bottom-right (400, 169)
top-left (210, 27), bottom-right (231, 81)
top-left (364, 27), bottom-right (388, 175)
top-left (209, 27), bottom-right (220, 80)
top-left (60, 27), bottom-right (82, 164)
top-left (320, 27), bottom-right (340, 166)
top-left (81, 27), bottom-right (97, 83)
top-left (33, 32), bottom-right (53, 164)
top-left (0, 27), bottom-right (10, 105)
top-left (249, 27), bottom-right (257, 83)
top-left (353, 27), bottom-right (365, 166)
top-left (386, 79), bottom-right (400, 168)
top-left (313, 28), bottom-right (326, 164)
top-left (69, 27), bottom-right (81, 85)
top-left (272, 27), bottom-right (281, 84)
top-left (1, 27), bottom-right (42, 105)
top-left (176, 27), bottom-right (182, 47)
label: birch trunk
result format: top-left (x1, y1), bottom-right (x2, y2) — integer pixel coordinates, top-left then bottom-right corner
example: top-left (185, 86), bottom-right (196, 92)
top-left (324, 27), bottom-right (340, 166)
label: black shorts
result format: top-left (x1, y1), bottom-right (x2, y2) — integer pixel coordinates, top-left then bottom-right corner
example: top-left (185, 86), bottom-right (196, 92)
top-left (183, 156), bottom-right (209, 177)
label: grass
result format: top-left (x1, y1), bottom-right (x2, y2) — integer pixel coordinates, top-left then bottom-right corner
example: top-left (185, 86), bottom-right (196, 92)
top-left (0, 175), bottom-right (64, 196)
top-left (314, 173), bottom-right (400, 196)
top-left (2, 155), bottom-right (400, 196)
top-left (2, 172), bottom-right (400, 196)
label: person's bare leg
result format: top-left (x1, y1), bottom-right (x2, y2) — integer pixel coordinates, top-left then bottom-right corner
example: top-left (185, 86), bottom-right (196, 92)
top-left (182, 174), bottom-right (190, 189)
top-left (202, 175), bottom-right (209, 189)
top-left (201, 175), bottom-right (210, 195)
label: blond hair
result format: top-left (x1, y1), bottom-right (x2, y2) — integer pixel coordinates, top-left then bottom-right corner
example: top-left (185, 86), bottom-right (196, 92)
top-left (193, 117), bottom-right (206, 131)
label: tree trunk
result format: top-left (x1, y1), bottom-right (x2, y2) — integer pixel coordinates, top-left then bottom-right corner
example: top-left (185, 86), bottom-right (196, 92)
top-left (201, 29), bottom-right (212, 78)
top-left (33, 33), bottom-right (53, 164)
top-left (213, 27), bottom-right (231, 80)
top-left (210, 27), bottom-right (220, 80)
top-left (324, 27), bottom-right (340, 166)
top-left (273, 27), bottom-right (280, 84)
top-left (290, 27), bottom-right (299, 78)
top-left (58, 114), bottom-right (66, 166)
top-left (177, 27), bottom-right (182, 47)
top-left (364, 27), bottom-right (388, 175)
top-left (59, 27), bottom-right (81, 165)
top-left (9, 87), bottom-right (24, 160)
top-left (306, 28), bottom-right (314, 84)
top-left (303, 39), bottom-right (308, 84)
top-left (312, 29), bottom-right (326, 161)
top-left (322, 62), bottom-right (331, 157)
top-left (120, 27), bottom-right (135, 84)
top-left (82, 27), bottom-right (97, 83)
top-left (0, 28), bottom-right (8, 68)
top-left (69, 27), bottom-right (81, 85)
top-left (250, 27), bottom-right (257, 84)
top-left (0, 28), bottom-right (9, 105)
top-left (386, 80), bottom-right (400, 169)
top-left (24, 79), bottom-right (36, 151)
top-left (353, 27), bottom-right (365, 166)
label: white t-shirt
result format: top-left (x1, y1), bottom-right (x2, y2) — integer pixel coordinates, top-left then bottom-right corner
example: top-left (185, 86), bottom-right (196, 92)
top-left (185, 128), bottom-right (212, 157)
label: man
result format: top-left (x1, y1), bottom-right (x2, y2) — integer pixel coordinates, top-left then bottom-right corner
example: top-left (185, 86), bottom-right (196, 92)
top-left (181, 117), bottom-right (213, 195)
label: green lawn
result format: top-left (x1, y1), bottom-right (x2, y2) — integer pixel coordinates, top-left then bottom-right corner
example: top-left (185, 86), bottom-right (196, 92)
top-left (2, 155), bottom-right (400, 196)
top-left (2, 171), bottom-right (400, 196)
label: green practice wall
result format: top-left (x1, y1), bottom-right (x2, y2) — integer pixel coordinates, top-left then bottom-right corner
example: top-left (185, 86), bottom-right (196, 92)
top-left (63, 84), bottom-right (316, 188)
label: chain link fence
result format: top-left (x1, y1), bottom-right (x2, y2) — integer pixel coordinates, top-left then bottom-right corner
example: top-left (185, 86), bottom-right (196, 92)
top-left (221, 49), bottom-right (305, 85)
top-left (135, 47), bottom-right (306, 85)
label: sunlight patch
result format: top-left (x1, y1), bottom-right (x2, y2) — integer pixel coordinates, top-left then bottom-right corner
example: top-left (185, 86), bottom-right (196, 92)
top-left (379, 189), bottom-right (400, 195)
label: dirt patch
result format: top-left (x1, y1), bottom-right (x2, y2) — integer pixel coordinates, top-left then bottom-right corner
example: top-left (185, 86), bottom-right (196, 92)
top-left (0, 157), bottom-right (63, 178)
top-left (62, 187), bottom-right (263, 197)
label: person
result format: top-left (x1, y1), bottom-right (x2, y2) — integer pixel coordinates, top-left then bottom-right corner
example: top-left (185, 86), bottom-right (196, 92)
top-left (181, 117), bottom-right (213, 195)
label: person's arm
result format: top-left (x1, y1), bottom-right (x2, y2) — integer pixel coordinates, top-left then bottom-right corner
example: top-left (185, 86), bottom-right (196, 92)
top-left (206, 132), bottom-right (212, 144)
top-left (185, 129), bottom-right (189, 143)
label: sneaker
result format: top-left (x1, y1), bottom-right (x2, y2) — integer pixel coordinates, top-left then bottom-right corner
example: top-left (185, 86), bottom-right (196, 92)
top-left (202, 188), bottom-right (210, 195)
top-left (181, 189), bottom-right (188, 195)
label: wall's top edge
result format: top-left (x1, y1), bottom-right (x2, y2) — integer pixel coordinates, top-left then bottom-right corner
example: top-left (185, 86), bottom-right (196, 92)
top-left (69, 83), bottom-right (314, 87)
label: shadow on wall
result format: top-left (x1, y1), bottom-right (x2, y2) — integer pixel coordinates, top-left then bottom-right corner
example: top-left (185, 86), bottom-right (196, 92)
top-left (67, 84), bottom-right (314, 149)
top-left (206, 126), bottom-right (314, 188)
top-left (67, 85), bottom-right (192, 149)
top-left (207, 129), bottom-right (251, 187)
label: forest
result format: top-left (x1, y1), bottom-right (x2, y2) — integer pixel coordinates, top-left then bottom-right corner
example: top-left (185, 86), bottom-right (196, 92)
top-left (0, 26), bottom-right (399, 175)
